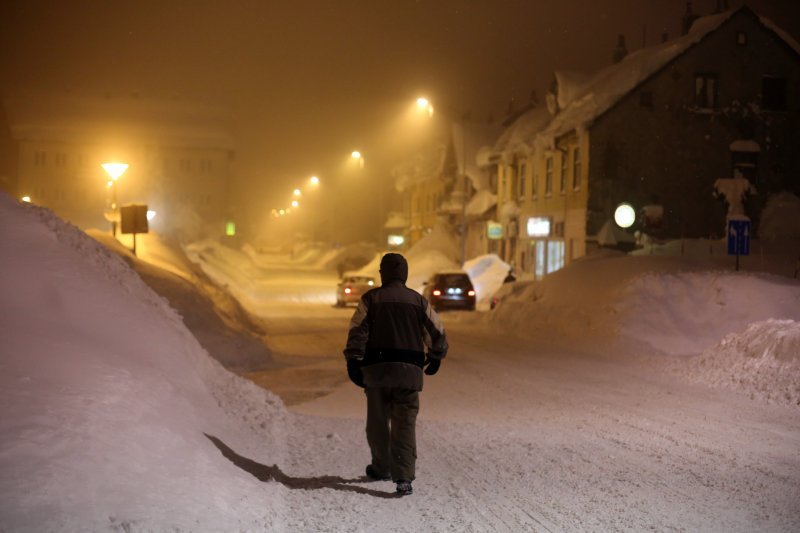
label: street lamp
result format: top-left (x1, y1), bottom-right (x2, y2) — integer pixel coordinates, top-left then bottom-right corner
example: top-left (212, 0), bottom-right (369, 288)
top-left (614, 203), bottom-right (636, 228)
top-left (101, 161), bottom-right (128, 236)
top-left (352, 150), bottom-right (384, 244)
top-left (416, 96), bottom-right (470, 266)
top-left (416, 97), bottom-right (434, 117)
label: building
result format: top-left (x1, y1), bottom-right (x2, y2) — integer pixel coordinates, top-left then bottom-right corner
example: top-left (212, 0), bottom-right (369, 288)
top-left (392, 120), bottom-right (501, 261)
top-left (494, 4), bottom-right (800, 278)
top-left (0, 93), bottom-right (235, 240)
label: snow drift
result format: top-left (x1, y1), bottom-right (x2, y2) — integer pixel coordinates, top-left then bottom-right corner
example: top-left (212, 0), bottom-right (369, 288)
top-left (677, 319), bottom-right (800, 405)
top-left (0, 194), bottom-right (288, 531)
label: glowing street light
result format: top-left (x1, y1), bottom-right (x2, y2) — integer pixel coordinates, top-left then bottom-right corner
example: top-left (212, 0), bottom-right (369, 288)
top-left (351, 150), bottom-right (364, 170)
top-left (291, 200), bottom-right (299, 208)
top-left (309, 176), bottom-right (320, 186)
top-left (614, 203), bottom-right (636, 228)
top-left (101, 162), bottom-right (128, 181)
top-left (102, 161), bottom-right (128, 236)
top-left (293, 188), bottom-right (302, 197)
top-left (21, 196), bottom-right (31, 203)
top-left (416, 97), bottom-right (434, 117)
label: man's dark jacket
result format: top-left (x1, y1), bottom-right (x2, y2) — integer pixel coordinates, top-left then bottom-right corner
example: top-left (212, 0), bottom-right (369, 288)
top-left (343, 254), bottom-right (448, 390)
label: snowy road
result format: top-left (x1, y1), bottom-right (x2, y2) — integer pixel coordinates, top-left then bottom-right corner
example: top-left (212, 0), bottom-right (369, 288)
top-left (202, 252), bottom-right (800, 532)
top-left (276, 318), bottom-right (799, 532)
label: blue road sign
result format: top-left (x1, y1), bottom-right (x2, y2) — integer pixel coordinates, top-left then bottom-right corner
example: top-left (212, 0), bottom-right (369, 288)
top-left (727, 219), bottom-right (751, 256)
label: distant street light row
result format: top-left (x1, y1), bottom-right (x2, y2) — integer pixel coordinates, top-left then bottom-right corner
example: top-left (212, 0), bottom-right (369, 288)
top-left (271, 175), bottom-right (320, 218)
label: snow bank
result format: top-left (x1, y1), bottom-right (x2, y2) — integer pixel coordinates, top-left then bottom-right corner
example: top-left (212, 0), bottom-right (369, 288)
top-left (0, 194), bottom-right (288, 530)
top-left (675, 319), bottom-right (800, 405)
top-left (618, 271), bottom-right (800, 356)
top-left (487, 252), bottom-right (800, 356)
top-left (487, 251), bottom-right (648, 339)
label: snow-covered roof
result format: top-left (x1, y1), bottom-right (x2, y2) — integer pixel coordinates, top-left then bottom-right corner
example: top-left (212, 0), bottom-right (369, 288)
top-left (493, 105), bottom-right (551, 158)
top-left (3, 92), bottom-right (235, 150)
top-left (465, 189), bottom-right (497, 217)
top-left (451, 121), bottom-right (504, 190)
top-left (392, 144), bottom-right (448, 192)
top-left (535, 6), bottom-right (800, 145)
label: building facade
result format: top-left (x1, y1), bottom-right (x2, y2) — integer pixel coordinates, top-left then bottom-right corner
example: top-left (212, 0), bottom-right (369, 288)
top-left (1, 94), bottom-right (235, 240)
top-left (494, 5), bottom-right (800, 278)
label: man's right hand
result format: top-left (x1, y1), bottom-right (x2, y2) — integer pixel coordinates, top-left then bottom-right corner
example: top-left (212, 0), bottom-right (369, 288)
top-left (346, 360), bottom-right (365, 387)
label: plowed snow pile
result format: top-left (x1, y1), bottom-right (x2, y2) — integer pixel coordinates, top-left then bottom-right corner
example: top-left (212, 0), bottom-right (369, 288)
top-left (488, 251), bottom-right (800, 405)
top-left (677, 319), bottom-right (800, 405)
top-left (0, 194), bottom-right (289, 531)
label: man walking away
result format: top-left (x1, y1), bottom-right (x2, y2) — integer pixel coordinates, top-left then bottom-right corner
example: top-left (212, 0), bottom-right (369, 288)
top-left (343, 253), bottom-right (448, 496)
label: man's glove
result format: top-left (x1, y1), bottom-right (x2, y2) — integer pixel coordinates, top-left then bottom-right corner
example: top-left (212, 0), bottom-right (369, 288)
top-left (423, 356), bottom-right (441, 376)
top-left (347, 360), bottom-right (364, 388)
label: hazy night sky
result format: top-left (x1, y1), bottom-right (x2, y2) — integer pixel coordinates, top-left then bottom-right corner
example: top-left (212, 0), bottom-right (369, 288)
top-left (2, 0), bottom-right (799, 227)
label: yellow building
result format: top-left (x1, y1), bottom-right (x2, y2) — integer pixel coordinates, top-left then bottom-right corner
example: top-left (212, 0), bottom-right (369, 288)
top-left (392, 143), bottom-right (455, 247)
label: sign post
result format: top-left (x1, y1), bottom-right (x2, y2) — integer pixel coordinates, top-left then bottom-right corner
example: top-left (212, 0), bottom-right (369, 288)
top-left (727, 218), bottom-right (750, 271)
top-left (120, 204), bottom-right (149, 257)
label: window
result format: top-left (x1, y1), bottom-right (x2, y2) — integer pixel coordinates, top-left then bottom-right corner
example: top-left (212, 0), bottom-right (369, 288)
top-left (560, 153), bottom-right (567, 194)
top-left (547, 240), bottom-right (565, 274)
top-left (639, 91), bottom-right (653, 108)
top-left (55, 153), bottom-right (67, 167)
top-left (534, 241), bottom-right (545, 279)
top-left (532, 166), bottom-right (539, 199)
top-left (500, 167), bottom-right (508, 200)
top-left (762, 76), bottom-right (787, 111)
top-left (545, 157), bottom-right (553, 196)
top-left (572, 148), bottom-right (581, 190)
top-left (736, 32), bottom-right (747, 46)
top-left (517, 162), bottom-right (527, 199)
top-left (694, 74), bottom-right (718, 109)
top-left (200, 159), bottom-right (212, 172)
top-left (180, 158), bottom-right (192, 171)
top-left (34, 151), bottom-right (46, 166)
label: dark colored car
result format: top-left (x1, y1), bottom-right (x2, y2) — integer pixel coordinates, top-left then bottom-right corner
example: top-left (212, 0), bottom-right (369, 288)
top-left (336, 275), bottom-right (376, 306)
top-left (422, 272), bottom-right (476, 311)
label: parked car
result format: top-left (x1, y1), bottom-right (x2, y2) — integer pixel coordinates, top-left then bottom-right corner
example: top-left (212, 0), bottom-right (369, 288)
top-left (422, 271), bottom-right (476, 311)
top-left (336, 274), bottom-right (376, 306)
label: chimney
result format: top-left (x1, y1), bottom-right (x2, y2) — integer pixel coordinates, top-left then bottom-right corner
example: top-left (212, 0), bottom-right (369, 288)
top-left (613, 34), bottom-right (628, 64)
top-left (714, 0), bottom-right (730, 13)
top-left (682, 2), bottom-right (699, 35)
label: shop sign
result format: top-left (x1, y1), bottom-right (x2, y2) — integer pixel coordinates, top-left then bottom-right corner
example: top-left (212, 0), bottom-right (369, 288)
top-left (526, 217), bottom-right (551, 237)
top-left (487, 221), bottom-right (503, 240)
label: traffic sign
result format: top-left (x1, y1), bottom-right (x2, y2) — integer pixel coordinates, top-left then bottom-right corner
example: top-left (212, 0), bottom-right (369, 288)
top-left (727, 219), bottom-right (750, 256)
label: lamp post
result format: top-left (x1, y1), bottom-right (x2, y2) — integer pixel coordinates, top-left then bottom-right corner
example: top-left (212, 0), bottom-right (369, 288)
top-left (352, 150), bottom-right (382, 245)
top-left (101, 162), bottom-right (128, 236)
top-left (308, 176), bottom-right (320, 241)
top-left (416, 97), bottom-right (470, 267)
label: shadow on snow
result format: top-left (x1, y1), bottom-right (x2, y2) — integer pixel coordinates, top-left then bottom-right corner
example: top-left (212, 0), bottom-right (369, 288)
top-left (204, 434), bottom-right (401, 499)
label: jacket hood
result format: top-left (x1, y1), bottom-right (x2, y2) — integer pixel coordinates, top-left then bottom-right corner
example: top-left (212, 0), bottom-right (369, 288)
top-left (379, 253), bottom-right (408, 284)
